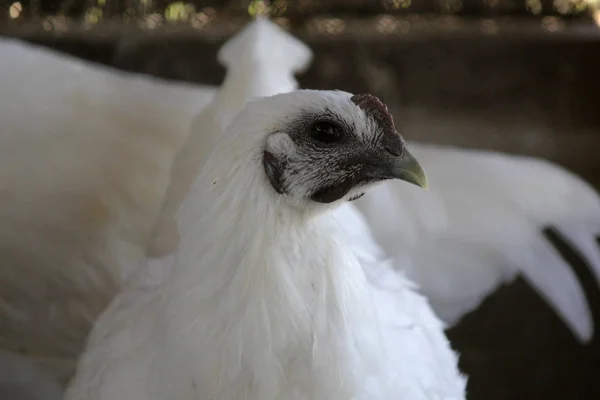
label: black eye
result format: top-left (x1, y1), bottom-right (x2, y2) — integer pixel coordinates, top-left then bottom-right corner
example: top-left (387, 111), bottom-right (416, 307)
top-left (310, 122), bottom-right (342, 144)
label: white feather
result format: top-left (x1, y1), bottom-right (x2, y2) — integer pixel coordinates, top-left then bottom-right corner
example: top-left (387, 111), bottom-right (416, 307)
top-left (144, 22), bottom-right (600, 343)
top-left (149, 17), bottom-right (312, 257)
top-left (66, 92), bottom-right (465, 400)
top-left (334, 203), bottom-right (468, 398)
top-left (154, 80), bottom-right (600, 344)
top-left (0, 38), bottom-right (214, 380)
top-left (66, 19), bottom-right (465, 399)
top-left (353, 143), bottom-right (600, 342)
top-left (1, 14), bottom-right (596, 395)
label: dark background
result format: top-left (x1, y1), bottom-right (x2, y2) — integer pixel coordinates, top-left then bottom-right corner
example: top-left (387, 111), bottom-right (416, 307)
top-left (2, 0), bottom-right (600, 398)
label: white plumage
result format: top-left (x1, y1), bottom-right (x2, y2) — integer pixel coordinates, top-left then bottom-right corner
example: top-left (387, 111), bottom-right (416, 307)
top-left (64, 19), bottom-right (465, 398)
top-left (148, 17), bottom-right (312, 257)
top-left (0, 37), bottom-right (214, 381)
top-left (65, 81), bottom-right (466, 399)
top-left (354, 144), bottom-right (600, 341)
top-left (150, 19), bottom-right (600, 343)
top-left (0, 15), bottom-right (598, 397)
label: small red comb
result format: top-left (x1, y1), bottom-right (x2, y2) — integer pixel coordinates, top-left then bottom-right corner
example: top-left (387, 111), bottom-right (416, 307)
top-left (350, 93), bottom-right (396, 134)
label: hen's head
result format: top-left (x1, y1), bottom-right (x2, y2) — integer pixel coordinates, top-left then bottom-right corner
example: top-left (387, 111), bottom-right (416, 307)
top-left (242, 90), bottom-right (427, 209)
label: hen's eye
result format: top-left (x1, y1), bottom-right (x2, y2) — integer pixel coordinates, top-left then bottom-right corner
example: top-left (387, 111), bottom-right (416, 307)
top-left (310, 122), bottom-right (342, 144)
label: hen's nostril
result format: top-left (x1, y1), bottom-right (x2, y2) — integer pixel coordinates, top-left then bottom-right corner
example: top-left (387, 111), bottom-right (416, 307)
top-left (383, 136), bottom-right (404, 157)
top-left (384, 144), bottom-right (403, 157)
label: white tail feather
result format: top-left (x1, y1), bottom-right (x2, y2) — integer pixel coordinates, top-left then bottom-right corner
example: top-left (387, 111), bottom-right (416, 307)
top-left (218, 17), bottom-right (312, 74)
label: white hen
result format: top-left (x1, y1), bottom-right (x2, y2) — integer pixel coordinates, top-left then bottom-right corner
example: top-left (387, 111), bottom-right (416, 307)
top-left (66, 84), bottom-right (466, 399)
top-left (0, 37), bottom-right (214, 381)
top-left (1, 14), bottom-right (597, 393)
top-left (151, 19), bottom-right (600, 344)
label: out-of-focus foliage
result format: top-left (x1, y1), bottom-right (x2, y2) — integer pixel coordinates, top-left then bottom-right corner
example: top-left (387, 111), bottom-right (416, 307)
top-left (1, 0), bottom-right (599, 35)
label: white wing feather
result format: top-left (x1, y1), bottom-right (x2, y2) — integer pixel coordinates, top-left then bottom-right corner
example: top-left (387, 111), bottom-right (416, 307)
top-left (0, 38), bottom-right (214, 380)
top-left (353, 142), bottom-right (600, 342)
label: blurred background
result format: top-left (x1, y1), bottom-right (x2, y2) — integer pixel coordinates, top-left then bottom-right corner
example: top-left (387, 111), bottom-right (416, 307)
top-left (1, 0), bottom-right (600, 398)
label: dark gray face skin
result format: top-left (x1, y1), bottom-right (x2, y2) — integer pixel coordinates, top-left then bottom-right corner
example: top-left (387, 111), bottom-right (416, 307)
top-left (262, 93), bottom-right (427, 205)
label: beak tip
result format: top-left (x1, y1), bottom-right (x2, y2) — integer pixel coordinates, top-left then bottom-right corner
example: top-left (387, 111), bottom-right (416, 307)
top-left (414, 175), bottom-right (428, 191)
top-left (395, 153), bottom-right (428, 190)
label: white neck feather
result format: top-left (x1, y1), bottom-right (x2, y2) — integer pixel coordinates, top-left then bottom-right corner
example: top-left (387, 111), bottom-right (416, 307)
top-left (156, 124), bottom-right (384, 399)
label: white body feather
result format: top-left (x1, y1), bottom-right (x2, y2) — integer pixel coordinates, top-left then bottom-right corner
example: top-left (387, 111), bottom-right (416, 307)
top-left (66, 19), bottom-right (465, 399)
top-left (66, 89), bottom-right (466, 400)
top-left (0, 38), bottom-right (214, 380)
top-left (1, 14), bottom-right (598, 395)
top-left (334, 203), bottom-right (468, 398)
